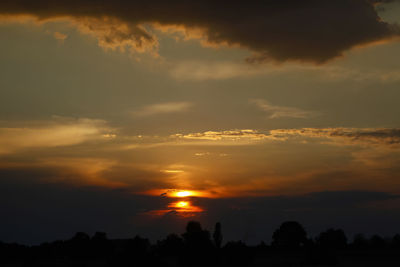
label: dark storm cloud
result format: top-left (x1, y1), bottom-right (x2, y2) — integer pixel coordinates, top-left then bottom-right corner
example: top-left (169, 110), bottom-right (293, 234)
top-left (0, 0), bottom-right (399, 62)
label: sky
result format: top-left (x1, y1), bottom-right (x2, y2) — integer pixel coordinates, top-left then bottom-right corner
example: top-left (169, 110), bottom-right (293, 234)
top-left (1, 0), bottom-right (400, 245)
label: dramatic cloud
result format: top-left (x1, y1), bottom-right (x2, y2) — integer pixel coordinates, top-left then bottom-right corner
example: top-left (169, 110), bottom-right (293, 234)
top-left (132, 102), bottom-right (192, 116)
top-left (251, 99), bottom-right (317, 119)
top-left (74, 17), bottom-right (158, 54)
top-left (0, 0), bottom-right (398, 62)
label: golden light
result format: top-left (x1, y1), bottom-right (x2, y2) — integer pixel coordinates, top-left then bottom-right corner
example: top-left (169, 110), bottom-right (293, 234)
top-left (143, 188), bottom-right (216, 198)
top-left (175, 191), bottom-right (192, 197)
top-left (145, 200), bottom-right (204, 217)
top-left (176, 201), bottom-right (189, 208)
top-left (161, 169), bottom-right (184, 173)
top-left (168, 200), bottom-right (204, 213)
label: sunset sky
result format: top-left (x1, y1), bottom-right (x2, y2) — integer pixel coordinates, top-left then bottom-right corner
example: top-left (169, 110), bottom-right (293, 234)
top-left (1, 0), bottom-right (400, 245)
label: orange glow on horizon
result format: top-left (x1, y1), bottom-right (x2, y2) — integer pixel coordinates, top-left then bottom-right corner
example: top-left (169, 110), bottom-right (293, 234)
top-left (144, 188), bottom-right (218, 198)
top-left (168, 200), bottom-right (204, 213)
top-left (144, 200), bottom-right (204, 217)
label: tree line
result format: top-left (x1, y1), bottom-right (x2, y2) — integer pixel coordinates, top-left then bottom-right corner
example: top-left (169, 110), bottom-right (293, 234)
top-left (1, 220), bottom-right (400, 266)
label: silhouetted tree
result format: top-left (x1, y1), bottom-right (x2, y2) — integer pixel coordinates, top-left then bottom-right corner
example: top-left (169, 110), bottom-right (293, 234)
top-left (92, 231), bottom-right (107, 241)
top-left (182, 221), bottom-right (212, 248)
top-left (309, 229), bottom-right (347, 265)
top-left (69, 232), bottom-right (91, 259)
top-left (91, 232), bottom-right (111, 258)
top-left (316, 228), bottom-right (347, 249)
top-left (392, 234), bottom-right (400, 248)
top-left (222, 241), bottom-right (252, 266)
top-left (3, 221), bottom-right (400, 266)
top-left (72, 232), bottom-right (90, 242)
top-left (110, 235), bottom-right (150, 266)
top-left (182, 221), bottom-right (214, 265)
top-left (370, 234), bottom-right (386, 249)
top-left (213, 222), bottom-right (223, 249)
top-left (352, 233), bottom-right (368, 249)
top-left (158, 233), bottom-right (184, 256)
top-left (272, 221), bottom-right (307, 249)
top-left (155, 233), bottom-right (184, 266)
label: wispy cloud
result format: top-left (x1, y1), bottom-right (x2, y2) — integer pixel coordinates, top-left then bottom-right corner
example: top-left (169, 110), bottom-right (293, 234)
top-left (53, 31), bottom-right (67, 43)
top-left (169, 61), bottom-right (268, 81)
top-left (0, 118), bottom-right (115, 154)
top-left (172, 129), bottom-right (270, 141)
top-left (121, 127), bottom-right (400, 150)
top-left (168, 59), bottom-right (400, 83)
top-left (121, 129), bottom-right (273, 150)
top-left (251, 99), bottom-right (317, 119)
top-left (132, 102), bottom-right (192, 116)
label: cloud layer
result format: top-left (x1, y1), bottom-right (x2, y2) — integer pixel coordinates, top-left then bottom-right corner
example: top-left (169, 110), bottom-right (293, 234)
top-left (271, 128), bottom-right (400, 146)
top-left (0, 0), bottom-right (399, 62)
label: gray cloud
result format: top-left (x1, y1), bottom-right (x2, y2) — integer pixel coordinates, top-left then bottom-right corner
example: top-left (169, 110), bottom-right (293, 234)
top-left (0, 0), bottom-right (398, 63)
top-left (271, 128), bottom-right (400, 146)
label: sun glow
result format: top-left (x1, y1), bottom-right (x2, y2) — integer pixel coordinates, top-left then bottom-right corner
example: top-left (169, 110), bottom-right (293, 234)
top-left (175, 191), bottom-right (192, 197)
top-left (168, 200), bottom-right (204, 213)
top-left (141, 188), bottom-right (211, 217)
top-left (144, 188), bottom-right (215, 198)
top-left (176, 201), bottom-right (189, 208)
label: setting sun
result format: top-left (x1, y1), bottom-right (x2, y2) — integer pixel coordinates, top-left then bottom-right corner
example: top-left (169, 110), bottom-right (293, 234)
top-left (176, 201), bottom-right (189, 207)
top-left (144, 189), bottom-right (214, 198)
top-left (175, 191), bottom-right (192, 197)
